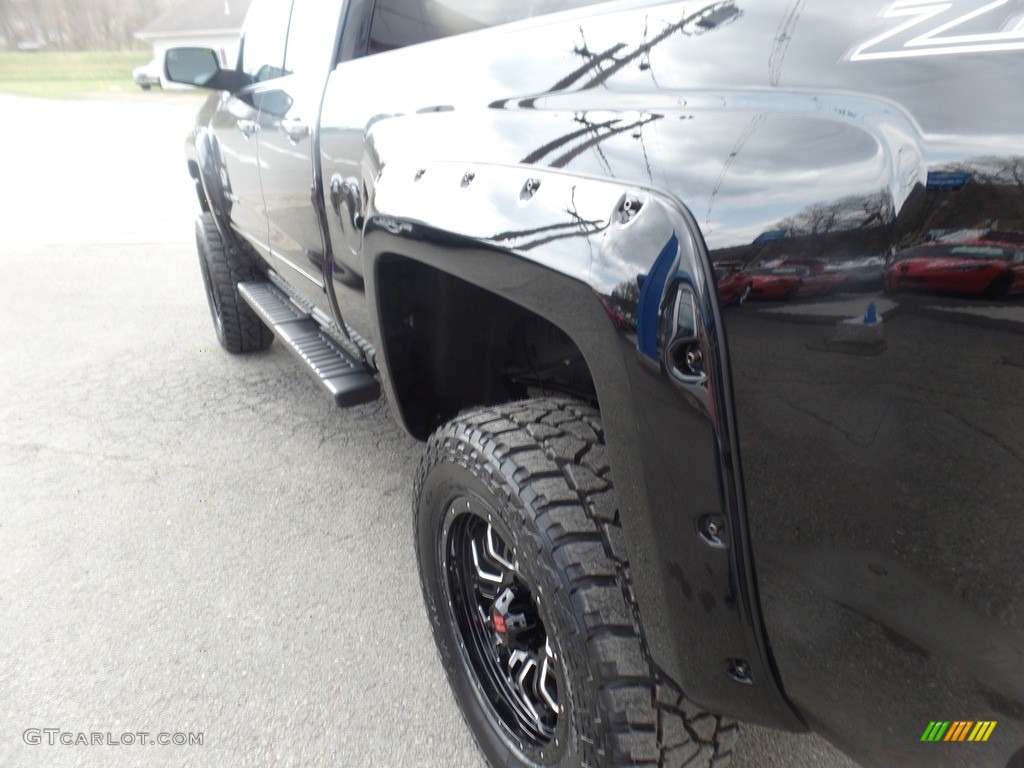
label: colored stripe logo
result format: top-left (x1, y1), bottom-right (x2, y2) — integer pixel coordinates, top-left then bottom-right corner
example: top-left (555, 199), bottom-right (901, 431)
top-left (921, 721), bottom-right (996, 742)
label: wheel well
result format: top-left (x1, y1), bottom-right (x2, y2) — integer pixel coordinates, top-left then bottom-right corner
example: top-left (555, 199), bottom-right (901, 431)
top-left (377, 255), bottom-right (598, 439)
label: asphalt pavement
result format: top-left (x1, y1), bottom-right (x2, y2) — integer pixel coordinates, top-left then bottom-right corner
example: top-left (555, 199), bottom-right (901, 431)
top-left (0, 92), bottom-right (859, 768)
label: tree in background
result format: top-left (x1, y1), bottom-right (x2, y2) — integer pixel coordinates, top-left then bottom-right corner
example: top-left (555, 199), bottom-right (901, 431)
top-left (0, 0), bottom-right (179, 50)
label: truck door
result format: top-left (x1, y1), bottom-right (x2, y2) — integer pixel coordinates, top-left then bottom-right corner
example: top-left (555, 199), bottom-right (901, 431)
top-left (209, 0), bottom-right (292, 255)
top-left (258, 0), bottom-right (346, 316)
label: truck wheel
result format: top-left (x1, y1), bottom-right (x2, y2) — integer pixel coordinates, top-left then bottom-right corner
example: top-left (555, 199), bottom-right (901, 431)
top-left (414, 398), bottom-right (737, 767)
top-left (195, 212), bottom-right (273, 353)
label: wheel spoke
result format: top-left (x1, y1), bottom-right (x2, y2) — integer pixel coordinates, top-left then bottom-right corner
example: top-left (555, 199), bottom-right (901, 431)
top-left (471, 537), bottom-right (504, 584)
top-left (539, 638), bottom-right (560, 715)
top-left (508, 649), bottom-right (544, 728)
top-left (445, 504), bottom-right (560, 746)
top-left (486, 524), bottom-right (516, 572)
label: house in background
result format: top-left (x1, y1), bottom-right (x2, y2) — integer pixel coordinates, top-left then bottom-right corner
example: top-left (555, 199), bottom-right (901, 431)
top-left (135, 0), bottom-right (252, 85)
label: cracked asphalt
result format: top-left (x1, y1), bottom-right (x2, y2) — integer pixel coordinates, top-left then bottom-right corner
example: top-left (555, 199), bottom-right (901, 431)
top-left (0, 93), bottom-right (859, 768)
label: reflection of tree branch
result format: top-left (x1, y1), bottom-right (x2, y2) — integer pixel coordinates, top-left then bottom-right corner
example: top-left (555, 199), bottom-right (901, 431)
top-left (638, 16), bottom-right (663, 89)
top-left (489, 184), bottom-right (606, 253)
top-left (638, 125), bottom-right (654, 185)
top-left (551, 37), bottom-right (626, 93)
top-left (591, 130), bottom-right (615, 176)
top-left (564, 190), bottom-right (591, 229)
top-left (492, 38), bottom-right (626, 109)
top-left (490, 219), bottom-right (600, 242)
top-left (574, 2), bottom-right (741, 92)
top-left (570, 185), bottom-right (599, 267)
top-left (769, 190), bottom-right (892, 237)
top-left (489, 218), bottom-right (606, 251)
top-left (706, 113), bottom-right (767, 234)
top-left (521, 117), bottom-right (619, 164)
top-left (769, 0), bottom-right (807, 87)
top-left (548, 114), bottom-right (662, 168)
top-left (492, 2), bottom-right (740, 109)
top-left (513, 226), bottom-right (605, 251)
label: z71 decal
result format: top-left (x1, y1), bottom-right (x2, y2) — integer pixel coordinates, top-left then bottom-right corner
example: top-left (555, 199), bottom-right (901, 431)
top-left (850, 0), bottom-right (1024, 60)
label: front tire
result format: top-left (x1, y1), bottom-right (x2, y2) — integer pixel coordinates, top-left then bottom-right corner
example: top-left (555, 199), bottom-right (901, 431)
top-left (195, 212), bottom-right (273, 353)
top-left (414, 399), bottom-right (736, 767)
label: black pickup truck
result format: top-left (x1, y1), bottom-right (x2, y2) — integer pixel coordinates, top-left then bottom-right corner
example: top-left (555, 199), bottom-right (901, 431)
top-left (164, 0), bottom-right (1024, 766)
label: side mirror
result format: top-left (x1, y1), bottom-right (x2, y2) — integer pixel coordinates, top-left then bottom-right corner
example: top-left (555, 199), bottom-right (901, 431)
top-left (165, 47), bottom-right (246, 92)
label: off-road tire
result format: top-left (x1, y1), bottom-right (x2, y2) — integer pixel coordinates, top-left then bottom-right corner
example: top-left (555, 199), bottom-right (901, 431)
top-left (414, 398), bottom-right (737, 767)
top-left (195, 212), bottom-right (273, 353)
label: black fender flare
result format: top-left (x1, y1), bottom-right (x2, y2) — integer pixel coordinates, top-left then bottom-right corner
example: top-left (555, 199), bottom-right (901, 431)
top-left (192, 128), bottom-right (237, 251)
top-left (361, 157), bottom-right (805, 731)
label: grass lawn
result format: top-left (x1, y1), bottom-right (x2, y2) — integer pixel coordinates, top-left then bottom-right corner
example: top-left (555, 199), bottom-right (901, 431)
top-left (0, 51), bottom-right (153, 98)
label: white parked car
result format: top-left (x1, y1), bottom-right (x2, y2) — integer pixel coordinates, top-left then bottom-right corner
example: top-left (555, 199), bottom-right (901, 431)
top-left (132, 58), bottom-right (162, 89)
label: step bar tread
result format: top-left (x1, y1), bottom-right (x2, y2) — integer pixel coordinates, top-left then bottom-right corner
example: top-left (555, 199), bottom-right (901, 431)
top-left (238, 281), bottom-right (380, 407)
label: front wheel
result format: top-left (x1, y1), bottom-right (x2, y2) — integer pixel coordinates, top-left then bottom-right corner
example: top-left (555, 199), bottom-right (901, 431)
top-left (414, 399), bottom-right (737, 767)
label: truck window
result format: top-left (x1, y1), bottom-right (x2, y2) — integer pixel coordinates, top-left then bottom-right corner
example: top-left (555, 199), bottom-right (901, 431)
top-left (284, 0), bottom-right (346, 77)
top-left (241, 0), bottom-right (293, 82)
top-left (368, 0), bottom-right (610, 54)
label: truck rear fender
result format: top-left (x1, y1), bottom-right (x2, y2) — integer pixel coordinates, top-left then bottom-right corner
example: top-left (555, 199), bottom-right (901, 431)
top-left (361, 156), bottom-right (805, 730)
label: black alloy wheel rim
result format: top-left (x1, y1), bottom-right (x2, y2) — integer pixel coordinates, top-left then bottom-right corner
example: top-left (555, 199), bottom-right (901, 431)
top-left (443, 497), bottom-right (561, 751)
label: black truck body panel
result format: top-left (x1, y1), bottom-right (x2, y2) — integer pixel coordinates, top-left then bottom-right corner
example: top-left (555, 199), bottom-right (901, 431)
top-left (179, 1), bottom-right (1024, 765)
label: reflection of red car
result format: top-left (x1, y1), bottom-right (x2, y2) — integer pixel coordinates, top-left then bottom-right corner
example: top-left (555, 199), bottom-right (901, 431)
top-left (714, 266), bottom-right (752, 305)
top-left (746, 260), bottom-right (847, 301)
top-left (786, 261), bottom-right (848, 298)
top-left (747, 271), bottom-right (802, 300)
top-left (884, 242), bottom-right (1024, 298)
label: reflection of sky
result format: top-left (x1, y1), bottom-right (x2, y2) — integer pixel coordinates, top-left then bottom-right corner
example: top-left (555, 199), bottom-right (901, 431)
top-left (334, 0), bottom-right (1023, 256)
top-left (336, 0), bottom-right (1024, 138)
top-left (635, 0), bottom-right (1024, 135)
top-left (372, 105), bottom-right (890, 250)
